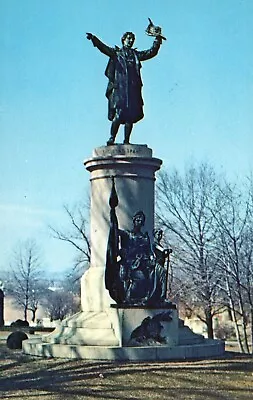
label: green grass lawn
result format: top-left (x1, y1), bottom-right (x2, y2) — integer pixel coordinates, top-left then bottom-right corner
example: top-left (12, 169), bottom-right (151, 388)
top-left (0, 343), bottom-right (252, 400)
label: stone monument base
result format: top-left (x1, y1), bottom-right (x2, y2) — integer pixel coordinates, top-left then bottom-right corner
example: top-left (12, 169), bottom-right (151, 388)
top-left (22, 340), bottom-right (224, 361)
top-left (22, 305), bottom-right (225, 360)
top-left (22, 143), bottom-right (225, 360)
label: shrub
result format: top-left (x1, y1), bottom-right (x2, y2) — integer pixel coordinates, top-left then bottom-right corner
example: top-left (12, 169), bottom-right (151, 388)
top-left (7, 331), bottom-right (28, 349)
top-left (10, 319), bottom-right (29, 328)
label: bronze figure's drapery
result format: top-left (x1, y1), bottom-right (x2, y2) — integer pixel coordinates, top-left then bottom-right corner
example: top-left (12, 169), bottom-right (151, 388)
top-left (105, 182), bottom-right (172, 307)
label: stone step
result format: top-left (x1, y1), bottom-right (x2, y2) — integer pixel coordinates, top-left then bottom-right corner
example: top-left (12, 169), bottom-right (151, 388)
top-left (62, 311), bottom-right (112, 328)
top-left (178, 326), bottom-right (205, 345)
top-left (42, 310), bottom-right (119, 346)
top-left (43, 326), bottom-right (119, 346)
top-left (23, 338), bottom-right (225, 360)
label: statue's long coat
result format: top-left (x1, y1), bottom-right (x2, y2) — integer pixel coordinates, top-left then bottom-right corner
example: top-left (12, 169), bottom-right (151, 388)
top-left (90, 35), bottom-right (162, 123)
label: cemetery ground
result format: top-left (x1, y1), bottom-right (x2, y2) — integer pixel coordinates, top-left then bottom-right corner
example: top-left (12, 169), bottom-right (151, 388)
top-left (0, 336), bottom-right (252, 400)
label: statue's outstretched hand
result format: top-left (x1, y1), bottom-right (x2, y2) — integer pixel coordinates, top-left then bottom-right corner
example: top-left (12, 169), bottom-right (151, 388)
top-left (86, 32), bottom-right (93, 40)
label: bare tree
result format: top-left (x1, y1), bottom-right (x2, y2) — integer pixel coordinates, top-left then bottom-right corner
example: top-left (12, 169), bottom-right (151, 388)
top-left (156, 163), bottom-right (224, 338)
top-left (6, 239), bottom-right (46, 322)
top-left (248, 174), bottom-right (253, 351)
top-left (214, 178), bottom-right (253, 353)
top-left (42, 288), bottom-right (80, 321)
top-left (49, 202), bottom-right (91, 283)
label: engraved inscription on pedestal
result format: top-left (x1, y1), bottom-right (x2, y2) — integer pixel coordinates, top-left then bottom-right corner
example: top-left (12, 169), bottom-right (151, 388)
top-left (92, 144), bottom-right (152, 158)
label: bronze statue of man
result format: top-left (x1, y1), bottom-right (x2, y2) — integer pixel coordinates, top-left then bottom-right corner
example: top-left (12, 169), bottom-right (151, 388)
top-left (86, 28), bottom-right (164, 145)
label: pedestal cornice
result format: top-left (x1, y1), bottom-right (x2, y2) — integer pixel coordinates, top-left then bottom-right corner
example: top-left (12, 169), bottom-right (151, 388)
top-left (84, 144), bottom-right (162, 181)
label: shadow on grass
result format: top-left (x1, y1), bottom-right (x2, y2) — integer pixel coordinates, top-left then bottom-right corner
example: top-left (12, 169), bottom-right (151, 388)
top-left (0, 345), bottom-right (252, 399)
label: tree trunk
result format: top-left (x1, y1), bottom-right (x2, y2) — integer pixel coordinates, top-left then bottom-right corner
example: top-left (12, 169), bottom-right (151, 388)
top-left (24, 306), bottom-right (28, 322)
top-left (238, 296), bottom-right (250, 353)
top-left (225, 272), bottom-right (244, 352)
top-left (205, 307), bottom-right (214, 339)
top-left (31, 308), bottom-right (37, 323)
top-left (230, 307), bottom-right (244, 352)
top-left (250, 308), bottom-right (253, 355)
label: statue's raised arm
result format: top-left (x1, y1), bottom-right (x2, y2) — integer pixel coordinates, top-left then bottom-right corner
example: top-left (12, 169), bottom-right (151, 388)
top-left (86, 32), bottom-right (115, 57)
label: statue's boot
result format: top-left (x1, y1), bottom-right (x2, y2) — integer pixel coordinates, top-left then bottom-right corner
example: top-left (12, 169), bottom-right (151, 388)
top-left (123, 123), bottom-right (133, 144)
top-left (123, 133), bottom-right (131, 144)
top-left (107, 136), bottom-right (115, 146)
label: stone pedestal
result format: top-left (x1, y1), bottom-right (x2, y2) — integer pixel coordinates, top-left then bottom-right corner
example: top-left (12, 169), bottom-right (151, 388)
top-left (81, 144), bottom-right (162, 312)
top-left (22, 144), bottom-right (225, 360)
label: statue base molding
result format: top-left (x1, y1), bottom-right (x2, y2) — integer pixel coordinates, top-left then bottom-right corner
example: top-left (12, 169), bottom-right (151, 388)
top-left (23, 340), bottom-right (225, 361)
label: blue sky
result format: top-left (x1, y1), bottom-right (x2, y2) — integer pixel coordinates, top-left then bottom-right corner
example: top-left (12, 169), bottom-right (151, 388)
top-left (1, 0), bottom-right (253, 274)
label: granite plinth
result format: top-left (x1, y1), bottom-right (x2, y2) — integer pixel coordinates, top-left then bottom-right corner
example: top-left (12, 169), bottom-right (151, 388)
top-left (23, 338), bottom-right (225, 361)
top-left (23, 306), bottom-right (225, 360)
